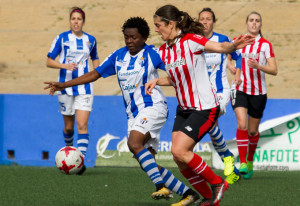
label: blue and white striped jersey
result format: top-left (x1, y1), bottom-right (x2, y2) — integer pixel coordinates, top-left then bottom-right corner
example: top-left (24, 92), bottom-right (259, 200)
top-left (96, 44), bottom-right (167, 119)
top-left (204, 32), bottom-right (241, 93)
top-left (47, 30), bottom-right (99, 95)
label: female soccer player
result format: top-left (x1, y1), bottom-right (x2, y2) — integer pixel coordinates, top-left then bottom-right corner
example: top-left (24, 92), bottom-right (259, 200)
top-left (46, 7), bottom-right (100, 174)
top-left (198, 7), bottom-right (241, 184)
top-left (45, 17), bottom-right (200, 206)
top-left (230, 11), bottom-right (277, 179)
top-left (145, 4), bottom-right (254, 206)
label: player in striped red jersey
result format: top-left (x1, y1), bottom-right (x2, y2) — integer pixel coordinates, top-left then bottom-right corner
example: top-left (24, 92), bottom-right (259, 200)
top-left (198, 7), bottom-right (241, 185)
top-left (146, 4), bottom-right (254, 206)
top-left (230, 12), bottom-right (277, 179)
top-left (45, 17), bottom-right (201, 206)
top-left (46, 7), bottom-right (100, 174)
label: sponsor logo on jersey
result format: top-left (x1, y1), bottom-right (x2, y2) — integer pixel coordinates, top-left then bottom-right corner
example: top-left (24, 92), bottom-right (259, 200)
top-left (119, 70), bottom-right (139, 77)
top-left (122, 83), bottom-right (138, 92)
top-left (242, 53), bottom-right (259, 59)
top-left (165, 58), bottom-right (186, 71)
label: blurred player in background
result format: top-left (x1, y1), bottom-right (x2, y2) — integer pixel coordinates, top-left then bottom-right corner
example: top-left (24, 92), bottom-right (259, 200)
top-left (198, 7), bottom-right (241, 184)
top-left (46, 7), bottom-right (100, 174)
top-left (230, 11), bottom-right (277, 179)
top-left (146, 4), bottom-right (254, 206)
top-left (45, 17), bottom-right (200, 206)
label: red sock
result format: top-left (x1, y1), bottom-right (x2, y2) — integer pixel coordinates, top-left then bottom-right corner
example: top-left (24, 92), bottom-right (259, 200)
top-left (247, 133), bottom-right (260, 162)
top-left (187, 153), bottom-right (222, 185)
top-left (181, 167), bottom-right (212, 199)
top-left (236, 129), bottom-right (248, 163)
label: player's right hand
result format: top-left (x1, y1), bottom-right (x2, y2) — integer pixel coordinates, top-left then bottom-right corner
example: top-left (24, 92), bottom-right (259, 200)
top-left (145, 79), bottom-right (158, 95)
top-left (64, 63), bottom-right (78, 71)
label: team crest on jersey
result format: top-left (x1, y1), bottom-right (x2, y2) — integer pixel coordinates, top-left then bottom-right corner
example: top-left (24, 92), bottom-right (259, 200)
top-left (140, 117), bottom-right (148, 125)
top-left (86, 41), bottom-right (92, 49)
top-left (138, 57), bottom-right (145, 66)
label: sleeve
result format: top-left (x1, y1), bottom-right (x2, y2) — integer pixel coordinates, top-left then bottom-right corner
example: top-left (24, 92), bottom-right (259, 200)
top-left (230, 36), bottom-right (242, 69)
top-left (95, 51), bottom-right (117, 78)
top-left (47, 34), bottom-right (62, 60)
top-left (265, 42), bottom-right (275, 58)
top-left (188, 34), bottom-right (209, 53)
top-left (149, 47), bottom-right (166, 71)
top-left (90, 37), bottom-right (99, 60)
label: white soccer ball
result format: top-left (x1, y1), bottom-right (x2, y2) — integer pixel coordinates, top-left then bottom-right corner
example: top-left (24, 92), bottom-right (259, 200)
top-left (55, 146), bottom-right (84, 175)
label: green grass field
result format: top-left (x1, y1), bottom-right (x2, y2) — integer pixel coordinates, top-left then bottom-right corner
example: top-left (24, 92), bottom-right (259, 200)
top-left (0, 166), bottom-right (299, 206)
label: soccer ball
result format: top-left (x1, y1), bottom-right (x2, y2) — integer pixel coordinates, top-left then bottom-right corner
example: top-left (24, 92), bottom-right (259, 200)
top-left (55, 146), bottom-right (84, 175)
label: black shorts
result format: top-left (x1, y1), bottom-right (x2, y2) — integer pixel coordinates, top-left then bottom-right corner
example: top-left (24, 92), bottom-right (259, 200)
top-left (172, 105), bottom-right (220, 143)
top-left (231, 90), bottom-right (267, 119)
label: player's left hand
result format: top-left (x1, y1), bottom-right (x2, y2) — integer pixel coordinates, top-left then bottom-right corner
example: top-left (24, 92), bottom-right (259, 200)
top-left (248, 59), bottom-right (260, 69)
top-left (233, 34), bottom-right (255, 50)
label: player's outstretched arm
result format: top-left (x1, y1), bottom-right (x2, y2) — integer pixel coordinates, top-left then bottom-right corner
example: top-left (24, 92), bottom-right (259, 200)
top-left (44, 70), bottom-right (101, 96)
top-left (145, 77), bottom-right (172, 95)
top-left (205, 35), bottom-right (254, 54)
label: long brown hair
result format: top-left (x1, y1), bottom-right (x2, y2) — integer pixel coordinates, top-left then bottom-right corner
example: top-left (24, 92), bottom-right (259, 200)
top-left (154, 4), bottom-right (204, 38)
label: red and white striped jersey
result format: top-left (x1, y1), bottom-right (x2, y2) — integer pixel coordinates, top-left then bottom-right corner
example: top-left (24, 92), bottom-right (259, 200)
top-left (159, 33), bottom-right (219, 111)
top-left (236, 34), bottom-right (275, 95)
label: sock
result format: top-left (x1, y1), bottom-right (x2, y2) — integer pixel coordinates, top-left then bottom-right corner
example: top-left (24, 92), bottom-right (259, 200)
top-left (209, 125), bottom-right (232, 158)
top-left (247, 133), bottom-right (260, 162)
top-left (187, 153), bottom-right (222, 185)
top-left (160, 167), bottom-right (189, 196)
top-left (77, 133), bottom-right (89, 157)
top-left (234, 166), bottom-right (239, 175)
top-left (63, 131), bottom-right (74, 146)
top-left (180, 166), bottom-right (212, 199)
top-left (236, 129), bottom-right (248, 163)
top-left (136, 148), bottom-right (164, 187)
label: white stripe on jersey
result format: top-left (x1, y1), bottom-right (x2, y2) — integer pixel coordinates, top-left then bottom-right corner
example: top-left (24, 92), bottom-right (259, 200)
top-left (160, 33), bottom-right (219, 111)
top-left (237, 34), bottom-right (274, 95)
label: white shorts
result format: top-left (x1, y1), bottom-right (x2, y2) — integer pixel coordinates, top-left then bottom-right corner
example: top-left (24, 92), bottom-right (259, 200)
top-left (127, 105), bottom-right (168, 153)
top-left (57, 94), bottom-right (93, 115)
top-left (217, 89), bottom-right (230, 116)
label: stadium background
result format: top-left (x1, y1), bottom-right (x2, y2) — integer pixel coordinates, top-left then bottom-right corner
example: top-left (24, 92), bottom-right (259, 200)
top-left (0, 0), bottom-right (300, 168)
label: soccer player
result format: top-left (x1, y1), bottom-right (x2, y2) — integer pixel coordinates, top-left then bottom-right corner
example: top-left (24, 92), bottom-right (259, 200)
top-left (146, 5), bottom-right (254, 206)
top-left (230, 11), bottom-right (277, 179)
top-left (46, 7), bottom-right (100, 175)
top-left (45, 17), bottom-right (200, 206)
top-left (198, 8), bottom-right (241, 184)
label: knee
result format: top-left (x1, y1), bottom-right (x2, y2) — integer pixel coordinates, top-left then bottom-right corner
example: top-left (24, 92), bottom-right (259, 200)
top-left (127, 139), bottom-right (142, 154)
top-left (77, 122), bottom-right (88, 132)
top-left (171, 145), bottom-right (185, 164)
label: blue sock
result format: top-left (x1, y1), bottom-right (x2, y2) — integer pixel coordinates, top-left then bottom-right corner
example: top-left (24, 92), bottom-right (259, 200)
top-left (136, 148), bottom-right (164, 187)
top-left (77, 133), bottom-right (89, 157)
top-left (234, 167), bottom-right (239, 175)
top-left (209, 125), bottom-right (232, 159)
top-left (160, 167), bottom-right (189, 196)
top-left (63, 131), bottom-right (74, 146)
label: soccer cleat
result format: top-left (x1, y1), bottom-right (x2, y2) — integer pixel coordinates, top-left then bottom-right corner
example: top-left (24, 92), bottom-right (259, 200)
top-left (239, 162), bottom-right (248, 174)
top-left (210, 179), bottom-right (229, 205)
top-left (225, 171), bottom-right (241, 184)
top-left (76, 165), bottom-right (86, 175)
top-left (151, 187), bottom-right (173, 200)
top-left (223, 156), bottom-right (235, 176)
top-left (171, 189), bottom-right (200, 206)
top-left (243, 161), bottom-right (253, 179)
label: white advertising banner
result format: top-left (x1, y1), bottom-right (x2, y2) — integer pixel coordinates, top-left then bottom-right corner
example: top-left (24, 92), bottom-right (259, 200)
top-left (210, 112), bottom-right (300, 171)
